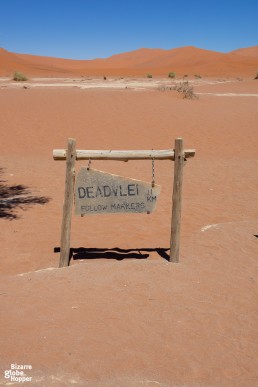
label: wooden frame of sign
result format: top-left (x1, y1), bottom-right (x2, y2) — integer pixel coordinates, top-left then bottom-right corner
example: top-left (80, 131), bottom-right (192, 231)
top-left (53, 138), bottom-right (195, 267)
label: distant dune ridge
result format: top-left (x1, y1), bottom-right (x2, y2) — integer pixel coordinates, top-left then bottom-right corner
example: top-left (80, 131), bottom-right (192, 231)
top-left (0, 45), bottom-right (258, 77)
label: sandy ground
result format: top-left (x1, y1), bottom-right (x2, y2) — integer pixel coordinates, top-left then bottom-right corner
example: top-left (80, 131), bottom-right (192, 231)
top-left (1, 76), bottom-right (258, 93)
top-left (0, 78), bottom-right (258, 386)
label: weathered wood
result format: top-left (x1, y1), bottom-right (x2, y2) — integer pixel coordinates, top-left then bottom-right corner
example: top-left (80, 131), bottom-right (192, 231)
top-left (170, 138), bottom-right (184, 263)
top-left (75, 168), bottom-right (161, 215)
top-left (53, 148), bottom-right (195, 161)
top-left (59, 138), bottom-right (76, 268)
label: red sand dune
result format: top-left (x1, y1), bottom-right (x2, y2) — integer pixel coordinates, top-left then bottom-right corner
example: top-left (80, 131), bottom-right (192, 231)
top-left (230, 45), bottom-right (258, 57)
top-left (1, 45), bottom-right (258, 77)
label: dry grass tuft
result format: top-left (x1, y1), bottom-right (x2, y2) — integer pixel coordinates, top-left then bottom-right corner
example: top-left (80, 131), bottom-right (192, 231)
top-left (172, 81), bottom-right (199, 99)
top-left (13, 72), bottom-right (28, 81)
top-left (158, 81), bottom-right (198, 99)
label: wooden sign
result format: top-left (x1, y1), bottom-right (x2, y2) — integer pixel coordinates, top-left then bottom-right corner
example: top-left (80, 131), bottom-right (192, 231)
top-left (75, 168), bottom-right (161, 215)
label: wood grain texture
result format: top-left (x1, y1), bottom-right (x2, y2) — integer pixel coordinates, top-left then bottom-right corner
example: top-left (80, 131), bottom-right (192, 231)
top-left (53, 148), bottom-right (195, 161)
top-left (75, 168), bottom-right (161, 215)
top-left (170, 138), bottom-right (184, 263)
top-left (59, 138), bottom-right (76, 268)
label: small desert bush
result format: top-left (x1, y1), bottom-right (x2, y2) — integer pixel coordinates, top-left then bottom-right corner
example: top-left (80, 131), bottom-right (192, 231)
top-left (172, 81), bottom-right (198, 99)
top-left (13, 72), bottom-right (28, 81)
top-left (254, 72), bottom-right (258, 80)
top-left (194, 74), bottom-right (202, 79)
top-left (157, 85), bottom-right (173, 92)
top-left (147, 73), bottom-right (153, 78)
top-left (168, 72), bottom-right (176, 78)
top-left (158, 81), bottom-right (198, 99)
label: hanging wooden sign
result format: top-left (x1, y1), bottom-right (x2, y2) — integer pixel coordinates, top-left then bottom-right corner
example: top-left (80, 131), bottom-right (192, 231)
top-left (75, 168), bottom-right (161, 216)
top-left (54, 138), bottom-right (196, 267)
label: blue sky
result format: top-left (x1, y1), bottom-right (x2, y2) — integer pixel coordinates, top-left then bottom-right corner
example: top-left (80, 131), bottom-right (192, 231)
top-left (1, 0), bottom-right (257, 59)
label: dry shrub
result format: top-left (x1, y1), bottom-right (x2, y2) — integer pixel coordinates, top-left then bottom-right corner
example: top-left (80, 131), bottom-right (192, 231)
top-left (168, 72), bottom-right (176, 78)
top-left (13, 72), bottom-right (28, 81)
top-left (173, 81), bottom-right (198, 99)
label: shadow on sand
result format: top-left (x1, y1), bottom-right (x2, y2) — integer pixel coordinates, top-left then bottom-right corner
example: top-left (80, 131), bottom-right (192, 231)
top-left (54, 247), bottom-right (170, 263)
top-left (0, 168), bottom-right (51, 220)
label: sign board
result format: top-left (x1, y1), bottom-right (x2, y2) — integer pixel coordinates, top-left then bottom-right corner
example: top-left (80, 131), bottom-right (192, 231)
top-left (75, 168), bottom-right (161, 216)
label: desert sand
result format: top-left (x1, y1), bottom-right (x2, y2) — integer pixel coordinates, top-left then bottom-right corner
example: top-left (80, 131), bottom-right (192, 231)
top-left (0, 49), bottom-right (258, 387)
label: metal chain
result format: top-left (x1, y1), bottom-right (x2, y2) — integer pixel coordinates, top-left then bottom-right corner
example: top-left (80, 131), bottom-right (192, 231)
top-left (73, 168), bottom-right (76, 206)
top-left (152, 154), bottom-right (155, 187)
top-left (87, 158), bottom-right (92, 170)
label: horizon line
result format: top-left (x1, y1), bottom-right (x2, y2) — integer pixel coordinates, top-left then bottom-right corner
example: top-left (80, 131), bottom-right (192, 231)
top-left (1, 44), bottom-right (257, 61)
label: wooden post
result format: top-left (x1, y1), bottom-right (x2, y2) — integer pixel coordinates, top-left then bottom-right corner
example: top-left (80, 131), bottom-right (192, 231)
top-left (59, 138), bottom-right (76, 268)
top-left (170, 138), bottom-right (184, 262)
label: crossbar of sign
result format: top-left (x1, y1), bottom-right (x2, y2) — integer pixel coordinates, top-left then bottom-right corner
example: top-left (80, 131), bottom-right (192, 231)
top-left (75, 168), bottom-right (161, 215)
